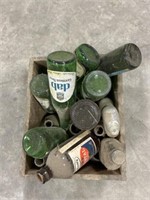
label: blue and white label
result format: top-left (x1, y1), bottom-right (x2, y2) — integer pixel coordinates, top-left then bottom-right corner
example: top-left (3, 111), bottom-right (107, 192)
top-left (48, 70), bottom-right (76, 103)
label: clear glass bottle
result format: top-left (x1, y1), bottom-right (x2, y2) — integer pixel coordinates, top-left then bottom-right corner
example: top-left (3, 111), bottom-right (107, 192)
top-left (81, 71), bottom-right (112, 101)
top-left (99, 98), bottom-right (120, 137)
top-left (100, 138), bottom-right (125, 170)
top-left (30, 74), bottom-right (55, 113)
top-left (98, 43), bottom-right (142, 76)
top-left (37, 130), bottom-right (99, 183)
top-left (22, 127), bottom-right (68, 159)
top-left (47, 51), bottom-right (77, 130)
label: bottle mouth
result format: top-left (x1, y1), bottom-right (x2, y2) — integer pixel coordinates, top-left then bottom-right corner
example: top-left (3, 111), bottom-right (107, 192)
top-left (44, 119), bottom-right (53, 127)
top-left (94, 125), bottom-right (105, 137)
top-left (69, 124), bottom-right (82, 136)
top-left (37, 166), bottom-right (53, 184)
top-left (34, 158), bottom-right (46, 168)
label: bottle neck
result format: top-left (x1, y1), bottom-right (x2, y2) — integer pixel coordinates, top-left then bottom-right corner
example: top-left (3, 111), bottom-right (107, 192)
top-left (111, 150), bottom-right (125, 165)
top-left (37, 166), bottom-right (53, 184)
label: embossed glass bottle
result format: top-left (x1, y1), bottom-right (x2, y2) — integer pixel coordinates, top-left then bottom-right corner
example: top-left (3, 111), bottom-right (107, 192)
top-left (47, 51), bottom-right (77, 130)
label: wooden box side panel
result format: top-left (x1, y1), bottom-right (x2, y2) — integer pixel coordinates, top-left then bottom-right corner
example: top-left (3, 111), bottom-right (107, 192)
top-left (23, 57), bottom-right (47, 175)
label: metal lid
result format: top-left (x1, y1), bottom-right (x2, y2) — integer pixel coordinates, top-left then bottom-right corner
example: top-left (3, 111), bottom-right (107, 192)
top-left (70, 99), bottom-right (101, 130)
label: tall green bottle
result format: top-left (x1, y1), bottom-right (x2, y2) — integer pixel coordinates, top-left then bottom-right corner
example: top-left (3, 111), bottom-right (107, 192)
top-left (22, 127), bottom-right (68, 159)
top-left (47, 51), bottom-right (77, 130)
top-left (30, 74), bottom-right (54, 113)
top-left (98, 43), bottom-right (142, 76)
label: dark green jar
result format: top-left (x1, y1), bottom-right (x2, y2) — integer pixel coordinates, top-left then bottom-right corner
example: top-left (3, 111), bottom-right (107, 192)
top-left (75, 43), bottom-right (101, 71)
top-left (47, 51), bottom-right (77, 129)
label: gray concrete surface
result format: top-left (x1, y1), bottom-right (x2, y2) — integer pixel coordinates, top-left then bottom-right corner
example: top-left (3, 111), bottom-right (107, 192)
top-left (0, 0), bottom-right (150, 199)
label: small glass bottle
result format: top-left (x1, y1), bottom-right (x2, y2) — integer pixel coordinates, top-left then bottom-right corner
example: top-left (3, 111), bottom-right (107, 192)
top-left (99, 98), bottom-right (120, 137)
top-left (30, 74), bottom-right (54, 113)
top-left (81, 71), bottom-right (112, 101)
top-left (75, 43), bottom-right (101, 71)
top-left (100, 138), bottom-right (125, 170)
top-left (22, 127), bottom-right (68, 159)
top-left (98, 43), bottom-right (142, 76)
top-left (37, 130), bottom-right (99, 183)
top-left (47, 51), bottom-right (77, 130)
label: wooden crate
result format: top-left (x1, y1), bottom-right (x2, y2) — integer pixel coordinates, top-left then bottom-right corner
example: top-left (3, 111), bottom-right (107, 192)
top-left (22, 57), bottom-right (126, 180)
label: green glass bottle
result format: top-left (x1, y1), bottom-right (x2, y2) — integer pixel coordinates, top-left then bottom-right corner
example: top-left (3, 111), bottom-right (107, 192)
top-left (75, 43), bottom-right (101, 71)
top-left (98, 43), bottom-right (142, 76)
top-left (81, 70), bottom-right (112, 101)
top-left (47, 51), bottom-right (77, 130)
top-left (22, 127), bottom-right (68, 159)
top-left (30, 74), bottom-right (54, 113)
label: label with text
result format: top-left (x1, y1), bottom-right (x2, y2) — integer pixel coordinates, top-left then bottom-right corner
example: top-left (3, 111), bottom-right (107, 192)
top-left (48, 70), bottom-right (76, 103)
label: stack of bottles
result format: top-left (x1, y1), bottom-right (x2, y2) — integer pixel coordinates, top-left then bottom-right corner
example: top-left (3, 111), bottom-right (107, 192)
top-left (22, 43), bottom-right (142, 183)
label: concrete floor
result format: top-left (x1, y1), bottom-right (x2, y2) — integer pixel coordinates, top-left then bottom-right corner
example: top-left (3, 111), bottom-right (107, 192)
top-left (0, 0), bottom-right (150, 199)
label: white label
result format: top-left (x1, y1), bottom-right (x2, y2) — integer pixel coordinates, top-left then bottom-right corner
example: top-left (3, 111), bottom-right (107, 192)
top-left (35, 96), bottom-right (50, 109)
top-left (67, 137), bottom-right (97, 172)
top-left (47, 70), bottom-right (76, 103)
top-left (59, 130), bottom-right (91, 154)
